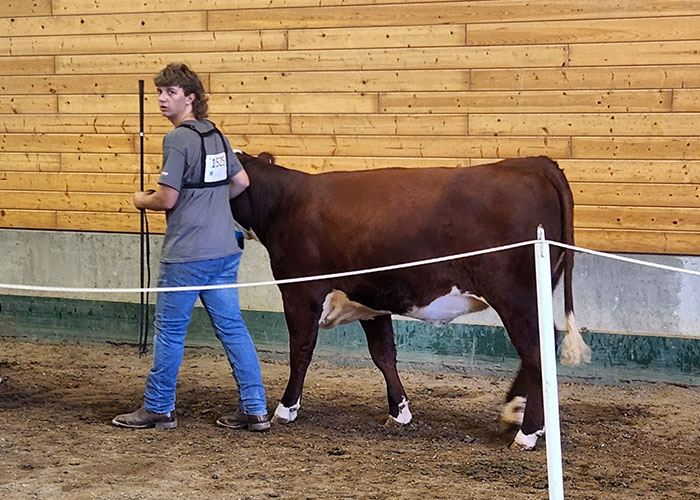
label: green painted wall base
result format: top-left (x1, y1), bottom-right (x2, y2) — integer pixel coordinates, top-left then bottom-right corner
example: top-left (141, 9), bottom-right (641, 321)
top-left (1, 294), bottom-right (698, 385)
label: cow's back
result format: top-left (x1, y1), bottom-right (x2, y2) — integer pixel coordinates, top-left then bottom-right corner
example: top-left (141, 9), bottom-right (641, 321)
top-left (270, 156), bottom-right (564, 261)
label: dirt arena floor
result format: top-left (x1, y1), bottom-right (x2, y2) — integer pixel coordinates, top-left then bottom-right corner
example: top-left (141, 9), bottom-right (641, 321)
top-left (1, 338), bottom-right (699, 500)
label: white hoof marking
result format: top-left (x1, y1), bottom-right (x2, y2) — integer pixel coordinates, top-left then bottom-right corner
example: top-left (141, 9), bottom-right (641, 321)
top-left (511, 429), bottom-right (543, 451)
top-left (387, 397), bottom-right (412, 426)
top-left (272, 399), bottom-right (300, 424)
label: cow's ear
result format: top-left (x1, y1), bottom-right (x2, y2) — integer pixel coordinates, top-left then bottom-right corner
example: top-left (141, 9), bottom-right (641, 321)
top-left (258, 152), bottom-right (275, 164)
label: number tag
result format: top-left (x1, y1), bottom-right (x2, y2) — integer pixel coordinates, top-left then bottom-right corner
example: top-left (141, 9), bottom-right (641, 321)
top-left (204, 152), bottom-right (227, 183)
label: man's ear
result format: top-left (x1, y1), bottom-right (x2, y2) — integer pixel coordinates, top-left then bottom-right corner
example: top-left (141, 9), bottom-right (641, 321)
top-left (186, 93), bottom-right (195, 105)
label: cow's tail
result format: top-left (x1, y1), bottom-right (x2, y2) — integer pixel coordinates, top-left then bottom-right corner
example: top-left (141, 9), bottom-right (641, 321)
top-left (543, 158), bottom-right (591, 366)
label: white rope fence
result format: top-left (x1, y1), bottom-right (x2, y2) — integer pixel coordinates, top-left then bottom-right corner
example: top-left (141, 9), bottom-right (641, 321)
top-left (0, 238), bottom-right (694, 294)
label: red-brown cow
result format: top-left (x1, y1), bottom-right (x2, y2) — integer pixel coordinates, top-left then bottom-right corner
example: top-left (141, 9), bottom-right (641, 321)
top-left (230, 152), bottom-right (590, 450)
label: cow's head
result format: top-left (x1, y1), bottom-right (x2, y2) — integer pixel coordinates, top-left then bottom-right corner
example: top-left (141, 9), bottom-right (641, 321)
top-left (234, 151), bottom-right (275, 168)
top-left (257, 152), bottom-right (275, 165)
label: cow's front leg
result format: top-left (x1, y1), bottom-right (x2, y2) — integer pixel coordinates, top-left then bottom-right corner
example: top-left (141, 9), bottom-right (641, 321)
top-left (360, 315), bottom-right (411, 427)
top-left (273, 287), bottom-right (322, 424)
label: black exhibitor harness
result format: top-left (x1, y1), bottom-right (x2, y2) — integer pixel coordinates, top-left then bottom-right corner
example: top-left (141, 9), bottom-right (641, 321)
top-left (177, 121), bottom-right (230, 189)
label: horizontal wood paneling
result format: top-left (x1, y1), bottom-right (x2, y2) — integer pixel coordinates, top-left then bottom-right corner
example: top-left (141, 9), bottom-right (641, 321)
top-left (1, 12), bottom-right (207, 37)
top-left (0, 153), bottom-right (60, 172)
top-left (1, 134), bottom-right (136, 154)
top-left (0, 172), bottom-right (145, 193)
top-left (470, 113), bottom-right (700, 137)
top-left (0, 74), bottom-right (156, 95)
top-left (559, 160), bottom-right (700, 184)
top-left (58, 95), bottom-right (157, 114)
top-left (0, 96), bottom-right (57, 114)
top-left (2, 114), bottom-right (157, 134)
top-left (467, 16), bottom-right (700, 45)
top-left (1, 2), bottom-right (700, 252)
top-left (9, 30), bottom-right (288, 56)
top-left (380, 90), bottom-right (671, 114)
top-left (210, 93), bottom-right (378, 114)
top-left (208, 1), bottom-right (700, 31)
top-left (572, 182), bottom-right (700, 208)
top-left (52, 0), bottom-right (459, 16)
top-left (0, 209), bottom-right (56, 229)
top-left (56, 45), bottom-right (566, 74)
top-left (210, 70), bottom-right (470, 93)
top-left (575, 205), bottom-right (700, 232)
top-left (569, 41), bottom-right (700, 67)
top-left (56, 211), bottom-right (166, 233)
top-left (673, 90), bottom-right (700, 112)
top-left (471, 66), bottom-right (700, 91)
top-left (575, 228), bottom-right (700, 255)
top-left (0, 56), bottom-right (53, 75)
top-left (0, 190), bottom-right (136, 211)
top-left (211, 114), bottom-right (292, 135)
top-left (288, 24), bottom-right (466, 50)
top-left (59, 153), bottom-right (162, 174)
top-left (290, 114), bottom-right (467, 136)
top-left (572, 137), bottom-right (700, 160)
top-left (2, 0), bottom-right (52, 17)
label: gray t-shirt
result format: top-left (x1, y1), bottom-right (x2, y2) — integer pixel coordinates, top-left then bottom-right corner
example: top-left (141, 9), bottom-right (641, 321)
top-left (157, 119), bottom-right (243, 263)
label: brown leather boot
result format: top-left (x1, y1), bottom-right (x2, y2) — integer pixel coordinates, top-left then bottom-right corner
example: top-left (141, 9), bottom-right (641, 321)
top-left (112, 405), bottom-right (177, 430)
top-left (216, 411), bottom-right (270, 431)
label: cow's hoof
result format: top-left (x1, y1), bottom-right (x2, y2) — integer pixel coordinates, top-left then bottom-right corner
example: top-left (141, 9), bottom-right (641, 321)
top-left (384, 397), bottom-right (412, 427)
top-left (272, 400), bottom-right (300, 424)
top-left (509, 429), bottom-right (544, 451)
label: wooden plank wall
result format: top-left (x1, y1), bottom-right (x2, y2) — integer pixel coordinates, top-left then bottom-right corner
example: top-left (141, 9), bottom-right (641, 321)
top-left (1, 0), bottom-right (700, 254)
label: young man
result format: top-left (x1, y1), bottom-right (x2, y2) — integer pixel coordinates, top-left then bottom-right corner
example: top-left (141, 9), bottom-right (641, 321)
top-left (112, 63), bottom-right (269, 431)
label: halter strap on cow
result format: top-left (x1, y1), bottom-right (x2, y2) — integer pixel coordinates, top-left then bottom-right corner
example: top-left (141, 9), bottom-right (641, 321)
top-left (176, 121), bottom-right (230, 189)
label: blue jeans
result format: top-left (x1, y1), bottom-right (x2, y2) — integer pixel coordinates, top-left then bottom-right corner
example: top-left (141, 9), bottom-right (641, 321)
top-left (144, 254), bottom-right (267, 415)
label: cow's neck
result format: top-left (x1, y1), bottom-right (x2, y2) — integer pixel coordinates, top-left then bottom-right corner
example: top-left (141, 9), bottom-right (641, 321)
top-left (233, 162), bottom-right (305, 245)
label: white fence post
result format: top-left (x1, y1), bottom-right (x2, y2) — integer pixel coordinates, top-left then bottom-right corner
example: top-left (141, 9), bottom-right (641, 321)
top-left (534, 226), bottom-right (565, 500)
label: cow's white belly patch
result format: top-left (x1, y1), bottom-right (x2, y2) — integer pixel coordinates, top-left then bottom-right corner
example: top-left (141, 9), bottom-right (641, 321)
top-left (406, 286), bottom-right (489, 326)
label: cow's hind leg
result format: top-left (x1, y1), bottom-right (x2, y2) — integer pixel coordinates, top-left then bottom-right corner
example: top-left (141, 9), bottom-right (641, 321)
top-left (496, 303), bottom-right (545, 451)
top-left (273, 288), bottom-right (322, 424)
top-left (360, 315), bottom-right (411, 427)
